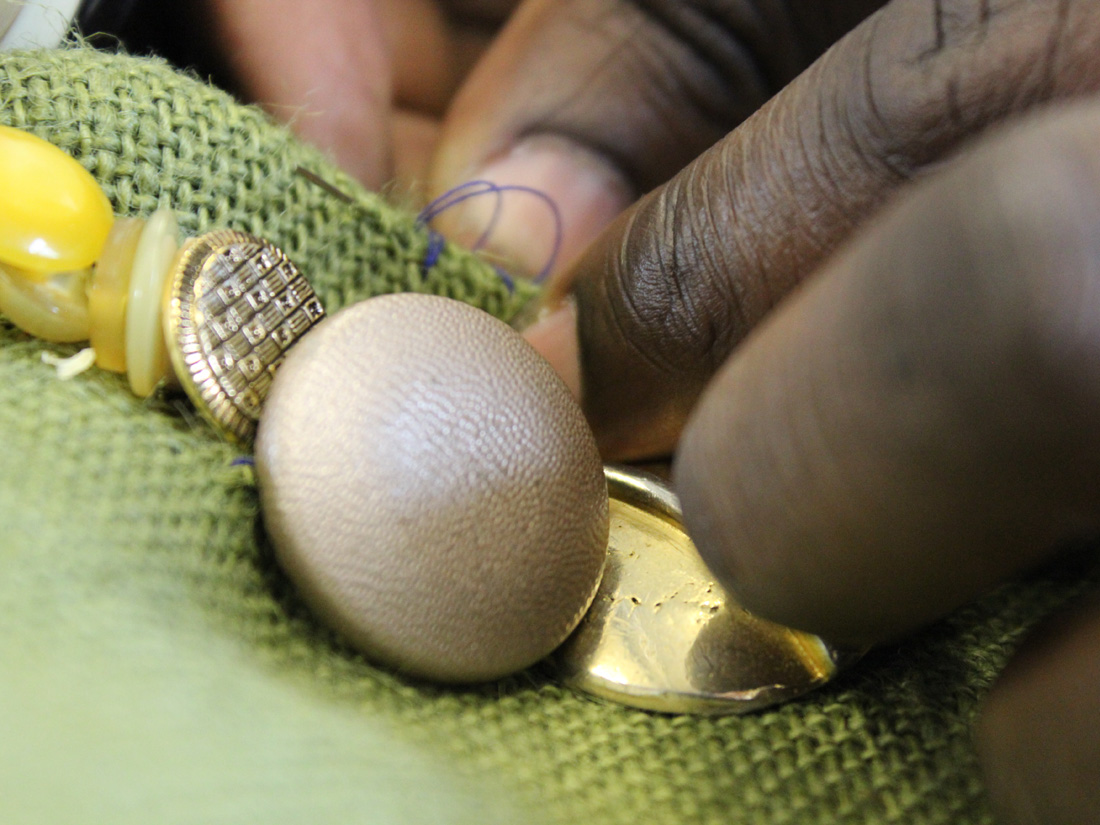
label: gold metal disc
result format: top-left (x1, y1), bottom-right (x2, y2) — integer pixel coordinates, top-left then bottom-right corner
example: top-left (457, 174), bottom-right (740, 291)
top-left (163, 230), bottom-right (325, 443)
top-left (556, 467), bottom-right (860, 715)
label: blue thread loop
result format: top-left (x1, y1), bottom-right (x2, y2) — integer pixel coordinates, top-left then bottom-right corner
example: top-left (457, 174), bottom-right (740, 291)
top-left (422, 230), bottom-right (446, 273)
top-left (416, 181), bottom-right (564, 286)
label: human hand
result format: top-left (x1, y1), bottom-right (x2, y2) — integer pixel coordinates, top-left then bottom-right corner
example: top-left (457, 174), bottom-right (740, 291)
top-left (426, 2), bottom-right (1100, 823)
top-left (200, 0), bottom-right (519, 188)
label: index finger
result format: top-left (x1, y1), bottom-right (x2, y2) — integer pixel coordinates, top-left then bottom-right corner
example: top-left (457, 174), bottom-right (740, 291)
top-left (677, 105), bottom-right (1100, 645)
top-left (205, 0), bottom-right (394, 187)
top-left (526, 0), bottom-right (1100, 460)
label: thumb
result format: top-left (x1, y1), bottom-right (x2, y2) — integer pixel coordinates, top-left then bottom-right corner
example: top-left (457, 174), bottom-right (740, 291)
top-left (430, 0), bottom-right (882, 276)
top-left (524, 0), bottom-right (1100, 460)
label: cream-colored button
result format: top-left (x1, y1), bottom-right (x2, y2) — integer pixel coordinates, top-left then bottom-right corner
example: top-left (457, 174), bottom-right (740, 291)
top-left (89, 217), bottom-right (144, 373)
top-left (557, 467), bottom-right (860, 714)
top-left (125, 209), bottom-right (179, 397)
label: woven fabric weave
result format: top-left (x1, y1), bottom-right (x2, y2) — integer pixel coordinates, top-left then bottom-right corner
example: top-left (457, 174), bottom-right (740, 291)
top-left (1, 47), bottom-right (1097, 825)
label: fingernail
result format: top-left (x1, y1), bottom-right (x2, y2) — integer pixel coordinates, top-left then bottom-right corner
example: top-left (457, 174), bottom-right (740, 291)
top-left (434, 134), bottom-right (632, 278)
top-left (522, 298), bottom-right (581, 400)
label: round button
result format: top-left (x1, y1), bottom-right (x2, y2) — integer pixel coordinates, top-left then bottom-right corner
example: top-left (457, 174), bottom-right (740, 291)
top-left (557, 467), bottom-right (862, 714)
top-left (255, 293), bottom-right (609, 683)
top-left (162, 230), bottom-right (325, 443)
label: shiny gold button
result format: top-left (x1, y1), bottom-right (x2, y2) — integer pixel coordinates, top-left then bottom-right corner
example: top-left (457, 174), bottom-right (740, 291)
top-left (162, 230), bottom-right (325, 443)
top-left (557, 467), bottom-right (860, 714)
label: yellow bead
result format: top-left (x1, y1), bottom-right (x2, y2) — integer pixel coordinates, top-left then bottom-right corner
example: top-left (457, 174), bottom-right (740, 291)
top-left (0, 263), bottom-right (91, 343)
top-left (0, 125), bottom-right (114, 274)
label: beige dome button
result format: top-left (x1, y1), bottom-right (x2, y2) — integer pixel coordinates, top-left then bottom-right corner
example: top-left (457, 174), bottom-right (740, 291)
top-left (255, 293), bottom-right (609, 683)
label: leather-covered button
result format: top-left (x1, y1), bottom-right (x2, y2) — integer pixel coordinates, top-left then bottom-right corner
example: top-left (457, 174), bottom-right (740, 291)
top-left (255, 293), bottom-right (608, 683)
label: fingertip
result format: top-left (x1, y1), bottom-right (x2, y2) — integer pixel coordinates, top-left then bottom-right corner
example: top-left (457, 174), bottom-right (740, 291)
top-left (976, 592), bottom-right (1100, 825)
top-left (673, 395), bottom-right (787, 635)
top-left (429, 134), bottom-right (633, 278)
top-left (294, 105), bottom-right (394, 190)
top-left (522, 298), bottom-right (581, 400)
top-left (206, 0), bottom-right (396, 188)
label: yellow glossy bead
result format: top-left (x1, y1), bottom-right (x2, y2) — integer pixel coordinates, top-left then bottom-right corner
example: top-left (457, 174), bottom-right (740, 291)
top-left (0, 125), bottom-right (114, 274)
top-left (0, 263), bottom-right (91, 342)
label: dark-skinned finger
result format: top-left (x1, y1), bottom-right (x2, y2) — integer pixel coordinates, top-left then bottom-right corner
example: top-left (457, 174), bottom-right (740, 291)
top-left (674, 103), bottom-right (1100, 646)
top-left (525, 0), bottom-right (1100, 459)
top-left (431, 0), bottom-right (884, 275)
top-left (977, 590), bottom-right (1100, 825)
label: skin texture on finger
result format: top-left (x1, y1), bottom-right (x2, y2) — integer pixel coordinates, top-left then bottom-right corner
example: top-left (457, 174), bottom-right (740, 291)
top-left (376, 0), bottom-right (519, 188)
top-left (674, 104), bottom-right (1100, 646)
top-left (374, 0), bottom-right (456, 115)
top-left (203, 0), bottom-right (517, 191)
top-left (977, 591), bottom-right (1100, 825)
top-left (537, 0), bottom-right (1100, 459)
top-left (393, 111), bottom-right (441, 188)
top-left (376, 0), bottom-right (519, 116)
top-left (204, 0), bottom-right (394, 188)
top-left (430, 0), bottom-right (885, 274)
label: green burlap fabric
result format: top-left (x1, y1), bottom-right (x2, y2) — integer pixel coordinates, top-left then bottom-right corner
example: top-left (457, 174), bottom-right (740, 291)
top-left (2, 47), bottom-right (1098, 825)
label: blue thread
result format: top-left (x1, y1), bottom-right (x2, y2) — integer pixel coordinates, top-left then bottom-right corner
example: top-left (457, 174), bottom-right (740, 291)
top-left (493, 266), bottom-right (515, 294)
top-left (416, 180), bottom-right (564, 285)
top-left (231, 456), bottom-right (255, 468)
top-left (423, 230), bottom-right (446, 273)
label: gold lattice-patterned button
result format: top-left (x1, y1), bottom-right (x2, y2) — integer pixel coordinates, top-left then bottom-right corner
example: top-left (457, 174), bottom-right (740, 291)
top-left (163, 229), bottom-right (325, 443)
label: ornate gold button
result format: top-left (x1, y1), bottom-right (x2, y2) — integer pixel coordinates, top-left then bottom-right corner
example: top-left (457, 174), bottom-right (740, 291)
top-left (163, 230), bottom-right (325, 443)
